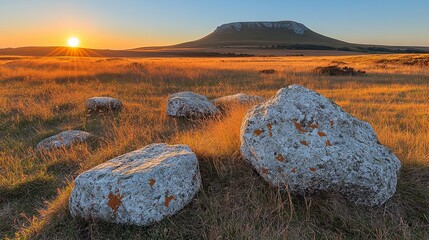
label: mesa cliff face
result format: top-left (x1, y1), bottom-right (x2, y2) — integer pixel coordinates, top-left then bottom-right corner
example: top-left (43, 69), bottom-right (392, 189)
top-left (214, 21), bottom-right (309, 35)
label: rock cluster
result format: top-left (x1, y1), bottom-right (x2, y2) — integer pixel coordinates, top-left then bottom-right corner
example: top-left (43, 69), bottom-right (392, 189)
top-left (39, 86), bottom-right (400, 227)
top-left (36, 96), bottom-right (122, 152)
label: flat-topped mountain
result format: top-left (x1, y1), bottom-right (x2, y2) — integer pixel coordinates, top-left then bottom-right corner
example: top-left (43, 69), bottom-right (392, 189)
top-left (175, 21), bottom-right (349, 48)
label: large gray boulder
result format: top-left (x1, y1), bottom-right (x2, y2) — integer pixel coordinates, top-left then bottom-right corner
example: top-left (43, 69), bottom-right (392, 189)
top-left (86, 97), bottom-right (122, 114)
top-left (35, 130), bottom-right (95, 151)
top-left (69, 143), bottom-right (202, 226)
top-left (167, 92), bottom-right (219, 118)
top-left (240, 85), bottom-right (401, 206)
top-left (213, 93), bottom-right (265, 110)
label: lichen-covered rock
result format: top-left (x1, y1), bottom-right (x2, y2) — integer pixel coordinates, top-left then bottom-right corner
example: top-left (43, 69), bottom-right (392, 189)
top-left (213, 93), bottom-right (265, 110)
top-left (35, 130), bottom-right (95, 151)
top-left (69, 143), bottom-right (202, 226)
top-left (86, 97), bottom-right (122, 114)
top-left (166, 92), bottom-right (219, 118)
top-left (240, 85), bottom-right (401, 206)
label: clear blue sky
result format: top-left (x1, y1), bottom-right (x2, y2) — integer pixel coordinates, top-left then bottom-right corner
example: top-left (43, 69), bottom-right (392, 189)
top-left (1, 0), bottom-right (428, 49)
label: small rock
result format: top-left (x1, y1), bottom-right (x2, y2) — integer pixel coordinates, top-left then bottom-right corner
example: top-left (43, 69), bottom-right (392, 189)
top-left (166, 92), bottom-right (219, 118)
top-left (69, 143), bottom-right (202, 226)
top-left (86, 97), bottom-right (122, 114)
top-left (35, 130), bottom-right (95, 151)
top-left (213, 93), bottom-right (265, 110)
top-left (240, 85), bottom-right (401, 206)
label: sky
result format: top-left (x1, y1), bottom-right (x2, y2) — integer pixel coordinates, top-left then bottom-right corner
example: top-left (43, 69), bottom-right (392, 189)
top-left (1, 0), bottom-right (428, 49)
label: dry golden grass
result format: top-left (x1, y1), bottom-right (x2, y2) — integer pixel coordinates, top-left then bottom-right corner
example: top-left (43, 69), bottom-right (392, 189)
top-left (170, 106), bottom-right (248, 169)
top-left (0, 54), bottom-right (428, 239)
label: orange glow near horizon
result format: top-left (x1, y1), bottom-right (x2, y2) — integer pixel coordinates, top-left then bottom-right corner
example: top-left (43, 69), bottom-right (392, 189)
top-left (0, 25), bottom-right (185, 50)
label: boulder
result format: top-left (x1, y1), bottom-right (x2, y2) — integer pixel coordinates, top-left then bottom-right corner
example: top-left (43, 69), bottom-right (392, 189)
top-left (69, 143), bottom-right (202, 226)
top-left (86, 97), bottom-right (122, 114)
top-left (213, 93), bottom-right (265, 110)
top-left (240, 85), bottom-right (401, 206)
top-left (166, 92), bottom-right (219, 118)
top-left (35, 130), bottom-right (95, 151)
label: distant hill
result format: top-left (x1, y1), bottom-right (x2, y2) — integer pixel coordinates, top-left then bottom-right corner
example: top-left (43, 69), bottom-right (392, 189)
top-left (0, 46), bottom-right (253, 57)
top-left (0, 46), bottom-right (179, 57)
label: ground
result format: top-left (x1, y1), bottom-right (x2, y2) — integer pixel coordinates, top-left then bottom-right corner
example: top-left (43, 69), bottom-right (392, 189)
top-left (0, 54), bottom-right (428, 239)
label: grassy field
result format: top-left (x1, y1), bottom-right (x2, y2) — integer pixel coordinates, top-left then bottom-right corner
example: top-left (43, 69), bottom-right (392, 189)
top-left (0, 54), bottom-right (428, 239)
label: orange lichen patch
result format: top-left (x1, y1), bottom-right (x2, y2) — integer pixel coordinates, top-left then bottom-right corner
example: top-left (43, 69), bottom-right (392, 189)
top-left (293, 120), bottom-right (307, 133)
top-left (149, 179), bottom-right (156, 187)
top-left (164, 195), bottom-right (176, 207)
top-left (310, 167), bottom-right (316, 172)
top-left (261, 167), bottom-right (269, 174)
top-left (291, 168), bottom-right (297, 173)
top-left (276, 154), bottom-right (285, 162)
top-left (318, 131), bottom-right (327, 137)
top-left (330, 120), bottom-right (334, 127)
top-left (267, 123), bottom-right (273, 136)
top-left (310, 123), bottom-right (318, 129)
top-left (108, 191), bottom-right (124, 214)
top-left (300, 140), bottom-right (308, 146)
top-left (253, 129), bottom-right (263, 136)
top-left (326, 140), bottom-right (332, 146)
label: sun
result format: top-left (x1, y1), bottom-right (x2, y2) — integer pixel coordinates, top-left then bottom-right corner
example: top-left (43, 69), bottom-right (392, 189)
top-left (67, 37), bottom-right (80, 48)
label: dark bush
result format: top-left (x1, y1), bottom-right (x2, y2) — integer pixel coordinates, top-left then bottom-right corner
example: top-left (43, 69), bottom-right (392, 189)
top-left (314, 66), bottom-right (366, 76)
top-left (259, 69), bottom-right (276, 74)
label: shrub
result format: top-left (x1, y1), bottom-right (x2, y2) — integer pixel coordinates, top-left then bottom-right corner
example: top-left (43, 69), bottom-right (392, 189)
top-left (314, 66), bottom-right (366, 76)
top-left (259, 69), bottom-right (276, 74)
